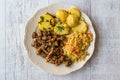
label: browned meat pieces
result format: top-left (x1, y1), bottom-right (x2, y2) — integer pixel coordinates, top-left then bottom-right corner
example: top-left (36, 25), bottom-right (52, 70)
top-left (63, 55), bottom-right (73, 67)
top-left (37, 31), bottom-right (42, 37)
top-left (42, 36), bottom-right (47, 40)
top-left (31, 39), bottom-right (41, 48)
top-left (32, 32), bottom-right (38, 39)
top-left (31, 30), bottom-right (72, 67)
top-left (36, 47), bottom-right (42, 55)
top-left (64, 60), bottom-right (72, 67)
top-left (53, 41), bottom-right (58, 46)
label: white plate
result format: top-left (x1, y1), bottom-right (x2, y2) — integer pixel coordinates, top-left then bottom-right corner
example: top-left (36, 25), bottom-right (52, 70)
top-left (24, 3), bottom-right (96, 75)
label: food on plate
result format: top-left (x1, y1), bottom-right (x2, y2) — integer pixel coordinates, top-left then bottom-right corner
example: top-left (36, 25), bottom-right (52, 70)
top-left (66, 14), bottom-right (79, 27)
top-left (72, 20), bottom-right (88, 33)
top-left (56, 10), bottom-right (68, 22)
top-left (31, 7), bottom-right (93, 67)
top-left (69, 7), bottom-right (81, 18)
top-left (38, 13), bottom-right (55, 31)
top-left (31, 31), bottom-right (73, 66)
top-left (54, 23), bottom-right (70, 35)
top-left (63, 31), bottom-right (92, 62)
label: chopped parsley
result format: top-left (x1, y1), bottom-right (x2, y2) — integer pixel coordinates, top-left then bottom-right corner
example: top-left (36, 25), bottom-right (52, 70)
top-left (43, 27), bottom-right (46, 30)
top-left (46, 20), bottom-right (49, 22)
top-left (48, 27), bottom-right (51, 30)
top-left (57, 26), bottom-right (64, 32)
top-left (38, 22), bottom-right (40, 24)
top-left (40, 16), bottom-right (44, 21)
top-left (60, 21), bottom-right (62, 24)
top-left (52, 25), bottom-right (54, 27)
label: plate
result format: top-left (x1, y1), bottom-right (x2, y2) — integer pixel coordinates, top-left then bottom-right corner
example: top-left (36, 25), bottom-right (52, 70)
top-left (24, 3), bottom-right (96, 75)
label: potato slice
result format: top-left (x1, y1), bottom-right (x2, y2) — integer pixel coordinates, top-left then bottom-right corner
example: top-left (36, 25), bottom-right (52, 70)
top-left (54, 23), bottom-right (69, 35)
top-left (66, 14), bottom-right (79, 27)
top-left (38, 13), bottom-right (55, 31)
top-left (69, 7), bottom-right (81, 19)
top-left (72, 20), bottom-right (88, 33)
top-left (56, 10), bottom-right (68, 22)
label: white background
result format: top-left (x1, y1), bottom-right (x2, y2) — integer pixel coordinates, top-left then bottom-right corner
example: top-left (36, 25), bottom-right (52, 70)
top-left (0, 0), bottom-right (120, 80)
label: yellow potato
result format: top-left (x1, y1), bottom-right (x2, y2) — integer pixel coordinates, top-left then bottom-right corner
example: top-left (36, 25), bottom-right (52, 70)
top-left (63, 23), bottom-right (69, 28)
top-left (38, 13), bottom-right (55, 31)
top-left (56, 10), bottom-right (68, 22)
top-left (39, 22), bottom-right (54, 31)
top-left (66, 14), bottom-right (79, 27)
top-left (72, 20), bottom-right (88, 33)
top-left (69, 7), bottom-right (81, 19)
top-left (54, 23), bottom-right (69, 35)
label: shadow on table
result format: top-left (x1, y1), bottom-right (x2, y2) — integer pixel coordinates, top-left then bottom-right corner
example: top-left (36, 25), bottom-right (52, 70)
top-left (88, 16), bottom-right (100, 65)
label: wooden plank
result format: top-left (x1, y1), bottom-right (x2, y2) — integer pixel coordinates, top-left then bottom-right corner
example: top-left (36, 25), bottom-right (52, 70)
top-left (90, 0), bottom-right (120, 80)
top-left (0, 0), bottom-right (5, 80)
top-left (5, 0), bottom-right (49, 80)
top-left (5, 0), bottom-right (28, 79)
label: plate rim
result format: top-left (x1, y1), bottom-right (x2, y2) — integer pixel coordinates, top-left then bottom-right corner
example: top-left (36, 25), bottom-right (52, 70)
top-left (24, 3), bottom-right (96, 75)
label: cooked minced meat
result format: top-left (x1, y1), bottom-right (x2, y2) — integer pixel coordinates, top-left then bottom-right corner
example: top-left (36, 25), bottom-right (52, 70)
top-left (31, 30), bottom-right (72, 66)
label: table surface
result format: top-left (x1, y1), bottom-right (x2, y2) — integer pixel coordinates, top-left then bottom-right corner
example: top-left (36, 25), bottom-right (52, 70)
top-left (0, 0), bottom-right (120, 80)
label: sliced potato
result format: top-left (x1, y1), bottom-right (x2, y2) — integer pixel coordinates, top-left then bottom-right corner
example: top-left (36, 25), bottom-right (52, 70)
top-left (54, 23), bottom-right (69, 35)
top-left (69, 7), bottom-right (81, 19)
top-left (72, 20), bottom-right (88, 33)
top-left (66, 14), bottom-right (79, 27)
top-left (38, 13), bottom-right (55, 31)
top-left (56, 10), bottom-right (68, 22)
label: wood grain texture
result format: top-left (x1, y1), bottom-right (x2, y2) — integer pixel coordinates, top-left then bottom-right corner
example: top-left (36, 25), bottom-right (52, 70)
top-left (0, 0), bottom-right (5, 80)
top-left (0, 0), bottom-right (120, 80)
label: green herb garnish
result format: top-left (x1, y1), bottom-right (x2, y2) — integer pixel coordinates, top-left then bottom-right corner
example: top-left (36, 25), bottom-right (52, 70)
top-left (38, 22), bottom-right (40, 24)
top-left (52, 25), bottom-right (54, 27)
top-left (57, 26), bottom-right (64, 32)
top-left (60, 21), bottom-right (62, 24)
top-left (40, 16), bottom-right (44, 21)
top-left (43, 27), bottom-right (46, 30)
top-left (46, 20), bottom-right (49, 22)
top-left (48, 27), bottom-right (51, 30)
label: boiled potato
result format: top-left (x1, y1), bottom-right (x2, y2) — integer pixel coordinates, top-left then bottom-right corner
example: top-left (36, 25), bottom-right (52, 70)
top-left (63, 23), bottom-right (69, 28)
top-left (56, 10), bottom-right (68, 22)
top-left (39, 22), bottom-right (54, 31)
top-left (66, 14), bottom-right (79, 27)
top-left (72, 20), bottom-right (88, 33)
top-left (54, 23), bottom-right (69, 35)
top-left (38, 13), bottom-right (55, 31)
top-left (44, 13), bottom-right (55, 25)
top-left (69, 7), bottom-right (81, 19)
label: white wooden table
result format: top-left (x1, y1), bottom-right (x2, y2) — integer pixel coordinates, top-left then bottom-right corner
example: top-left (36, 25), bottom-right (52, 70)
top-left (0, 0), bottom-right (120, 80)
